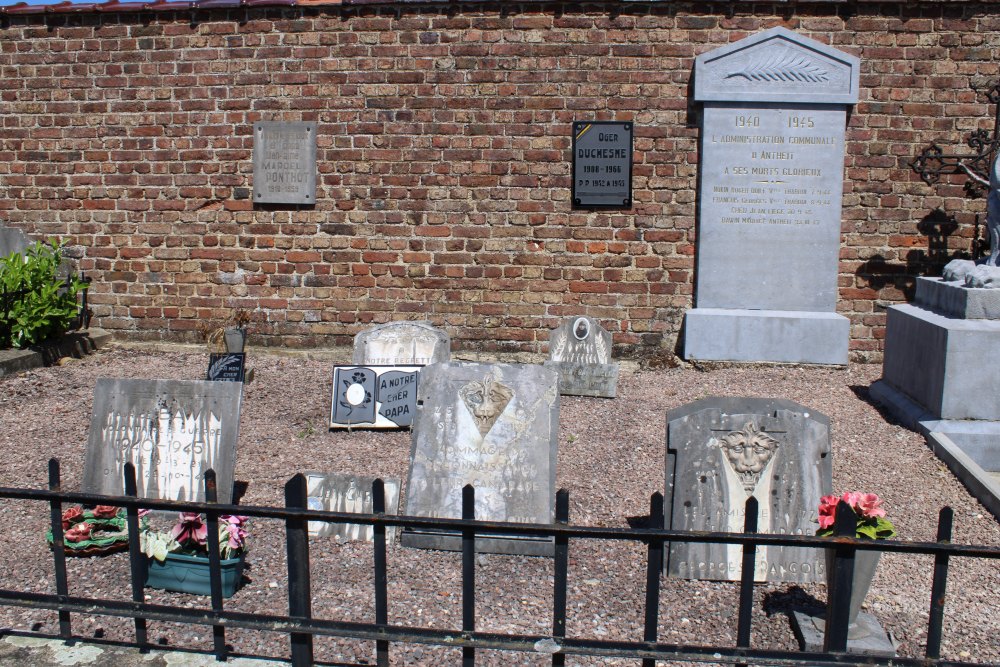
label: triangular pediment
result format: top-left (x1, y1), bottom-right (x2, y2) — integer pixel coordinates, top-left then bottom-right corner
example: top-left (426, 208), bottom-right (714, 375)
top-left (695, 27), bottom-right (859, 104)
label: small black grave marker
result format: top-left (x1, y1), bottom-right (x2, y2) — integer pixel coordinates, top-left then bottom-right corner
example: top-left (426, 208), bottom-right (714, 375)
top-left (572, 121), bottom-right (633, 209)
top-left (207, 353), bottom-right (245, 383)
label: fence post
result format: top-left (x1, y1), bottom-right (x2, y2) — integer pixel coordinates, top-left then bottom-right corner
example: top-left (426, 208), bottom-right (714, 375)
top-left (822, 499), bottom-right (857, 652)
top-left (462, 484), bottom-right (475, 667)
top-left (735, 496), bottom-right (759, 667)
top-left (285, 473), bottom-right (314, 667)
top-left (551, 488), bottom-right (569, 667)
top-left (373, 479), bottom-right (390, 667)
top-left (641, 492), bottom-right (665, 667)
top-left (925, 506), bottom-right (954, 658)
top-left (47, 458), bottom-right (72, 639)
top-left (123, 462), bottom-right (149, 650)
top-left (203, 469), bottom-right (227, 661)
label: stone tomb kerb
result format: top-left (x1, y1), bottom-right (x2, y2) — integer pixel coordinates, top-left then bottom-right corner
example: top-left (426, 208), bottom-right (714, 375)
top-left (665, 397), bottom-right (832, 583)
top-left (684, 28), bottom-right (859, 365)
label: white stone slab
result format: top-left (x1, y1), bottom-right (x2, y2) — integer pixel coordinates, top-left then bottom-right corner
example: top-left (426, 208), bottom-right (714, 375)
top-left (352, 321), bottom-right (450, 366)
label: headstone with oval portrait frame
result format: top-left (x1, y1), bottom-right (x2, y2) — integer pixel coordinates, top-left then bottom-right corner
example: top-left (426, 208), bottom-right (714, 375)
top-left (543, 316), bottom-right (619, 398)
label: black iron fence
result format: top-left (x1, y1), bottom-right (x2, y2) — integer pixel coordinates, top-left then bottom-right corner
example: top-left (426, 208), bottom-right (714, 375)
top-left (0, 459), bottom-right (997, 667)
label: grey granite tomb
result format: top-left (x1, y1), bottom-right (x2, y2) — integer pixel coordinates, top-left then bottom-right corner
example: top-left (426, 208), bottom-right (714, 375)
top-left (683, 27), bottom-right (859, 365)
top-left (304, 472), bottom-right (401, 542)
top-left (82, 379), bottom-right (243, 503)
top-left (543, 316), bottom-right (619, 398)
top-left (870, 273), bottom-right (1000, 520)
top-left (665, 397), bottom-right (832, 582)
top-left (402, 362), bottom-right (559, 556)
top-left (352, 321), bottom-right (451, 366)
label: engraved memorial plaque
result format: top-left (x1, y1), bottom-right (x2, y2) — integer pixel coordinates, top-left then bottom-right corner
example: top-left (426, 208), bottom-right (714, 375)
top-left (82, 379), bottom-right (243, 503)
top-left (572, 121), bottom-right (633, 208)
top-left (207, 352), bottom-right (245, 383)
top-left (330, 365), bottom-right (419, 429)
top-left (402, 362), bottom-right (559, 556)
top-left (352, 321), bottom-right (451, 366)
top-left (252, 121), bottom-right (317, 205)
top-left (664, 397), bottom-right (832, 583)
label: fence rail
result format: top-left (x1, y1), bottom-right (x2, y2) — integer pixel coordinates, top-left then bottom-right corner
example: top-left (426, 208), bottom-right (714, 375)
top-left (1, 458), bottom-right (997, 667)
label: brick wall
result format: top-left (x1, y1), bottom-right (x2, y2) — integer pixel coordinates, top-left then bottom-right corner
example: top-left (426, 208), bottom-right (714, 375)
top-left (1, 1), bottom-right (997, 361)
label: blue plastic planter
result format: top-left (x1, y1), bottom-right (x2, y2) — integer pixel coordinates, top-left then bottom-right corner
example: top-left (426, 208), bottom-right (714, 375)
top-left (144, 552), bottom-right (245, 598)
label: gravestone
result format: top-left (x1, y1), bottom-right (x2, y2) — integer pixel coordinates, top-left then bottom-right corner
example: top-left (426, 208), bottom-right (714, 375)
top-left (543, 316), bottom-right (619, 398)
top-left (352, 321), bottom-right (451, 366)
top-left (252, 121), bottom-right (317, 205)
top-left (0, 225), bottom-right (31, 257)
top-left (329, 365), bottom-right (419, 429)
top-left (665, 397), bottom-right (832, 582)
top-left (683, 27), bottom-right (859, 365)
top-left (82, 379), bottom-right (243, 503)
top-left (304, 472), bottom-right (401, 542)
top-left (402, 362), bottom-right (559, 556)
top-left (571, 120), bottom-right (633, 208)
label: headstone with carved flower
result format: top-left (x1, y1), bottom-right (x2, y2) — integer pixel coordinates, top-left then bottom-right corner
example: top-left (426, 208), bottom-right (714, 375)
top-left (543, 316), bottom-right (619, 398)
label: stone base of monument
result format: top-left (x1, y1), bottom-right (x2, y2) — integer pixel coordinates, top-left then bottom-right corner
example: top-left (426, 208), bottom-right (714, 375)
top-left (401, 529), bottom-right (554, 557)
top-left (682, 308), bottom-right (849, 365)
top-left (543, 361), bottom-right (619, 398)
top-left (791, 610), bottom-right (896, 657)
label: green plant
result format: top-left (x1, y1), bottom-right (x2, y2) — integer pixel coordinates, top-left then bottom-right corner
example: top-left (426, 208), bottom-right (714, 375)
top-left (0, 240), bottom-right (85, 349)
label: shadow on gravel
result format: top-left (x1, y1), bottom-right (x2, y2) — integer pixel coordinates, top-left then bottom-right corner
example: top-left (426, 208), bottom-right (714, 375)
top-left (762, 585), bottom-right (824, 618)
top-left (848, 384), bottom-right (907, 428)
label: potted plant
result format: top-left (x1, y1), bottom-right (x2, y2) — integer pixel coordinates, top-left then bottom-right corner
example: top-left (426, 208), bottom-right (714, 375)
top-left (46, 505), bottom-right (130, 557)
top-left (204, 308), bottom-right (253, 354)
top-left (817, 492), bottom-right (896, 634)
top-left (140, 512), bottom-right (249, 598)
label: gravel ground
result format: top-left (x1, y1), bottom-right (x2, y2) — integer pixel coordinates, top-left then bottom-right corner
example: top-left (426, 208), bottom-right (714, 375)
top-left (0, 343), bottom-right (998, 666)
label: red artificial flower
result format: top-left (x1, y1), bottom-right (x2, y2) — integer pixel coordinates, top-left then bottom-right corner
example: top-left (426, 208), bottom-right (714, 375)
top-left (61, 506), bottom-right (84, 530)
top-left (64, 522), bottom-right (93, 543)
top-left (92, 505), bottom-right (120, 519)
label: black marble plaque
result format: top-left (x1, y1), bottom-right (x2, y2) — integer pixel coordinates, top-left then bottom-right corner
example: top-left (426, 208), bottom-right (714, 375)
top-left (330, 366), bottom-right (419, 429)
top-left (572, 121), bottom-right (633, 208)
top-left (207, 353), bottom-right (245, 382)
top-left (252, 121), bottom-right (317, 205)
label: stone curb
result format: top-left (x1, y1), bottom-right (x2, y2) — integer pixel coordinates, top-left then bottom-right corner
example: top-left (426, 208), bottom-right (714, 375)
top-left (0, 328), bottom-right (112, 379)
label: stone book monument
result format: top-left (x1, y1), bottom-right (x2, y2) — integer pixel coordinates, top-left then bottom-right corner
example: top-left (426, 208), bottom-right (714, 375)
top-left (683, 28), bottom-right (859, 365)
top-left (543, 316), bottom-right (619, 398)
top-left (665, 397), bottom-right (832, 582)
top-left (402, 362), bottom-right (559, 556)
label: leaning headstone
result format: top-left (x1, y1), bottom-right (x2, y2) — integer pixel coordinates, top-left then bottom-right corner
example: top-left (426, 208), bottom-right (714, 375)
top-left (543, 316), bottom-right (619, 398)
top-left (665, 397), bottom-right (832, 582)
top-left (329, 365), bottom-right (419, 429)
top-left (304, 472), bottom-right (401, 542)
top-left (82, 379), bottom-right (243, 503)
top-left (352, 321), bottom-right (450, 366)
top-left (683, 27), bottom-right (860, 365)
top-left (402, 362), bottom-right (559, 556)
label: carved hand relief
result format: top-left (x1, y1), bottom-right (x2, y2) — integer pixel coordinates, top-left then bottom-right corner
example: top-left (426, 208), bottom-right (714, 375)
top-left (459, 376), bottom-right (514, 436)
top-left (717, 421), bottom-right (780, 494)
top-left (726, 48), bottom-right (830, 84)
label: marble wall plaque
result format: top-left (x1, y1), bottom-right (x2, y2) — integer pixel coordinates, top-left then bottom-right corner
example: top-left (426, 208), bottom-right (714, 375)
top-left (252, 121), bottom-right (317, 205)
top-left (543, 316), bottom-right (619, 398)
top-left (305, 472), bottom-right (401, 542)
top-left (402, 362), bottom-right (559, 556)
top-left (572, 121), bottom-right (633, 208)
top-left (82, 379), bottom-right (243, 503)
top-left (352, 321), bottom-right (451, 366)
top-left (329, 366), bottom-right (419, 429)
top-left (665, 397), bottom-right (832, 583)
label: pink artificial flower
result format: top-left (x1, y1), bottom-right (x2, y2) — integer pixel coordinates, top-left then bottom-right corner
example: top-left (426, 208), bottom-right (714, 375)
top-left (170, 513), bottom-right (207, 547)
top-left (138, 508), bottom-right (151, 519)
top-left (64, 522), bottom-right (93, 543)
top-left (855, 493), bottom-right (886, 518)
top-left (840, 491), bottom-right (863, 510)
top-left (220, 515), bottom-right (249, 550)
top-left (817, 495), bottom-right (839, 529)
